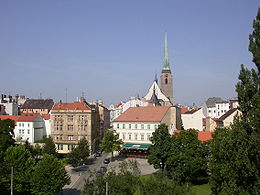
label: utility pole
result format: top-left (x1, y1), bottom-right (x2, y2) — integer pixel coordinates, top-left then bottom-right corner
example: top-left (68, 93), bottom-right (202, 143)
top-left (106, 182), bottom-right (108, 195)
top-left (11, 167), bottom-right (13, 195)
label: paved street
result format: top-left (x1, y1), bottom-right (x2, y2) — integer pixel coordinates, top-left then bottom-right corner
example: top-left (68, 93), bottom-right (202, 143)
top-left (62, 153), bottom-right (158, 195)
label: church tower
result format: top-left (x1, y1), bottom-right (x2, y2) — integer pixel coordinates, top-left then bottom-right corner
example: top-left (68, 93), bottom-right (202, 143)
top-left (160, 32), bottom-right (173, 104)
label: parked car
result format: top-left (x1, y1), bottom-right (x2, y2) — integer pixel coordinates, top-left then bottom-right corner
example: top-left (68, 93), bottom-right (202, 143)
top-left (96, 152), bottom-right (101, 157)
top-left (103, 158), bottom-right (110, 164)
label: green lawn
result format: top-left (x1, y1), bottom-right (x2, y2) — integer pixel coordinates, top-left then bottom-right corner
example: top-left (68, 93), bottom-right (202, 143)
top-left (140, 174), bottom-right (211, 195)
top-left (192, 183), bottom-right (211, 195)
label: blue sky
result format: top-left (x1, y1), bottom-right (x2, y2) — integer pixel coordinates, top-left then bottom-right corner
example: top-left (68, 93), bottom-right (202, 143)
top-left (0, 1), bottom-right (259, 106)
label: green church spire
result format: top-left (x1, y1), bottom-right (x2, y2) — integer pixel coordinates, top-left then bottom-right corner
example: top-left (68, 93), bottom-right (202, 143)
top-left (163, 32), bottom-right (170, 71)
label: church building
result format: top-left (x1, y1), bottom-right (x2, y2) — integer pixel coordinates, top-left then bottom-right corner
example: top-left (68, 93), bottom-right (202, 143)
top-left (144, 33), bottom-right (174, 106)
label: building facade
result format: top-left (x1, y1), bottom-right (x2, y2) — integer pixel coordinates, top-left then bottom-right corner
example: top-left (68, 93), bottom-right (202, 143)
top-left (50, 102), bottom-right (99, 154)
top-left (181, 108), bottom-right (205, 131)
top-left (21, 99), bottom-right (54, 115)
top-left (113, 106), bottom-right (181, 145)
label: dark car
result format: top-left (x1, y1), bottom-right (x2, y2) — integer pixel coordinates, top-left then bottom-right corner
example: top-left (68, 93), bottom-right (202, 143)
top-left (96, 152), bottom-right (101, 157)
top-left (103, 158), bottom-right (110, 164)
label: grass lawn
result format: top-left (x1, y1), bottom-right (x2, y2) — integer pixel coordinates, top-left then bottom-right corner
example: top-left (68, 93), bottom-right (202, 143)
top-left (192, 183), bottom-right (211, 195)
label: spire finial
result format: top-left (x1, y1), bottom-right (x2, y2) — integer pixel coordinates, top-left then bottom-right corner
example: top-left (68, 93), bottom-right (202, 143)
top-left (154, 72), bottom-right (158, 83)
top-left (163, 32), bottom-right (170, 71)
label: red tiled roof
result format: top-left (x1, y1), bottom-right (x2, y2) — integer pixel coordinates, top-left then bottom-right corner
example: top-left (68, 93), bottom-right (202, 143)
top-left (0, 115), bottom-right (20, 124)
top-left (41, 114), bottom-right (50, 120)
top-left (17, 113), bottom-right (40, 122)
top-left (173, 130), bottom-right (213, 142)
top-left (114, 106), bottom-right (170, 122)
top-left (52, 102), bottom-right (90, 110)
top-left (181, 107), bottom-right (189, 114)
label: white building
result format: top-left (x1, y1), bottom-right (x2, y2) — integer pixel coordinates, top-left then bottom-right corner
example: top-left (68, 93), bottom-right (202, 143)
top-left (109, 102), bottom-right (124, 122)
top-left (203, 97), bottom-right (230, 118)
top-left (181, 108), bottom-right (205, 131)
top-left (113, 106), bottom-right (181, 145)
top-left (41, 114), bottom-right (51, 137)
top-left (122, 97), bottom-right (149, 113)
top-left (14, 113), bottom-right (44, 143)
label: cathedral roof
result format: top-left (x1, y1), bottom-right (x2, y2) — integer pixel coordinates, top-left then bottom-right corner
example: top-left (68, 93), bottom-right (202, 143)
top-left (144, 81), bottom-right (170, 102)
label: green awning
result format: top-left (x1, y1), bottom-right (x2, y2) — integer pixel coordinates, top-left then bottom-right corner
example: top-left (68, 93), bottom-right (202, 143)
top-left (123, 144), bottom-right (151, 150)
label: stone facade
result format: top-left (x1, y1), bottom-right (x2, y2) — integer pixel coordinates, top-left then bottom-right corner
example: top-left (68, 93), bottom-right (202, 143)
top-left (50, 102), bottom-right (99, 154)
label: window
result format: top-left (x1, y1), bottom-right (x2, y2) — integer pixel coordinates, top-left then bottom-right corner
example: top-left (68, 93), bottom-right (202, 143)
top-left (135, 134), bottom-right (138, 140)
top-left (141, 134), bottom-right (144, 141)
top-left (27, 130), bottom-right (30, 134)
top-left (19, 129), bottom-right (21, 134)
top-left (19, 123), bottom-right (21, 127)
top-left (208, 110), bottom-right (211, 113)
top-left (165, 78), bottom-right (168, 84)
top-left (122, 133), bottom-right (125, 140)
top-left (128, 134), bottom-right (132, 140)
top-left (79, 115), bottom-right (86, 121)
top-left (147, 124), bottom-right (150, 129)
top-left (68, 125), bottom-right (73, 131)
top-left (129, 124), bottom-right (131, 129)
top-left (22, 123), bottom-right (24, 127)
top-left (147, 134), bottom-right (151, 141)
top-left (135, 124), bottom-right (138, 129)
top-left (141, 124), bottom-right (144, 129)
top-left (58, 144), bottom-right (63, 150)
top-left (68, 135), bottom-right (74, 140)
top-left (117, 124), bottom-right (119, 129)
top-left (28, 123), bottom-right (30, 127)
top-left (123, 124), bottom-right (125, 129)
top-left (68, 145), bottom-right (74, 151)
top-left (55, 115), bottom-right (62, 120)
top-left (67, 115), bottom-right (73, 121)
top-left (22, 130), bottom-right (24, 134)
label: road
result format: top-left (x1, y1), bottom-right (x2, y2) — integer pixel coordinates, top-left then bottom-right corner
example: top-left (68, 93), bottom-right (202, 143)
top-left (62, 153), bottom-right (110, 195)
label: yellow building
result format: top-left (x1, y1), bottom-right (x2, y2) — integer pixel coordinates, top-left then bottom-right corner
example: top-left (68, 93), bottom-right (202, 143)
top-left (50, 102), bottom-right (99, 154)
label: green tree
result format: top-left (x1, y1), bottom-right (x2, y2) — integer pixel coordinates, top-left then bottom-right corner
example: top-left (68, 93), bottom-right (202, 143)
top-left (209, 8), bottom-right (260, 194)
top-left (42, 137), bottom-right (57, 157)
top-left (1, 145), bottom-right (35, 194)
top-left (67, 137), bottom-right (90, 167)
top-left (83, 160), bottom-right (140, 195)
top-left (166, 129), bottom-right (209, 184)
top-left (31, 154), bottom-right (70, 195)
top-left (209, 125), bottom-right (260, 194)
top-left (236, 8), bottom-right (260, 135)
top-left (148, 124), bottom-right (172, 172)
top-left (0, 119), bottom-right (15, 159)
top-left (100, 129), bottom-right (123, 158)
top-left (0, 119), bottom-right (15, 192)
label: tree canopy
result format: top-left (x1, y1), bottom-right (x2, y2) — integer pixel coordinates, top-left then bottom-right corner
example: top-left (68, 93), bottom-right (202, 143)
top-left (42, 137), bottom-right (57, 157)
top-left (67, 136), bottom-right (90, 167)
top-left (148, 124), bottom-right (172, 172)
top-left (210, 8), bottom-right (260, 194)
top-left (100, 129), bottom-right (123, 158)
top-left (2, 145), bottom-right (35, 194)
top-left (166, 129), bottom-right (209, 184)
top-left (31, 154), bottom-right (70, 195)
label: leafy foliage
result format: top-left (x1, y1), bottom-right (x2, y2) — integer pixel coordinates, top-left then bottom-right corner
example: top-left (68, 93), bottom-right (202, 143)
top-left (67, 137), bottom-right (90, 167)
top-left (83, 160), bottom-right (192, 195)
top-left (148, 124), bottom-right (172, 172)
top-left (0, 119), bottom-right (15, 160)
top-left (209, 8), bottom-right (260, 194)
top-left (42, 137), bottom-right (57, 157)
top-left (83, 160), bottom-right (140, 195)
top-left (100, 129), bottom-right (123, 158)
top-left (166, 129), bottom-right (209, 184)
top-left (30, 154), bottom-right (70, 195)
top-left (209, 124), bottom-right (260, 194)
top-left (2, 145), bottom-right (35, 194)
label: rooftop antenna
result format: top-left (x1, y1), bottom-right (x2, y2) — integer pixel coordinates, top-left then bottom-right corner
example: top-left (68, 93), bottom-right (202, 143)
top-left (39, 92), bottom-right (42, 99)
top-left (82, 91), bottom-right (85, 98)
top-left (65, 88), bottom-right (67, 103)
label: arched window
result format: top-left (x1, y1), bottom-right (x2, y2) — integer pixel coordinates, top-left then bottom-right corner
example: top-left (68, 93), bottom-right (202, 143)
top-left (165, 78), bottom-right (168, 84)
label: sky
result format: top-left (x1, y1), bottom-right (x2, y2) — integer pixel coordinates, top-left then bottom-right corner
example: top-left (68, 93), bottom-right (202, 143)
top-left (0, 1), bottom-right (259, 106)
